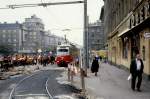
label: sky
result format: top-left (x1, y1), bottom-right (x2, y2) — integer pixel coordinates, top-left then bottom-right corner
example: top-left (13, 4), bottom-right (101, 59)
top-left (0, 0), bottom-right (104, 45)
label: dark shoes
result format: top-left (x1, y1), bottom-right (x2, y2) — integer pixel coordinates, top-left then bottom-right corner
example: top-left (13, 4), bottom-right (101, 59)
top-left (95, 73), bottom-right (97, 76)
top-left (132, 88), bottom-right (135, 91)
top-left (131, 88), bottom-right (142, 92)
top-left (137, 89), bottom-right (142, 92)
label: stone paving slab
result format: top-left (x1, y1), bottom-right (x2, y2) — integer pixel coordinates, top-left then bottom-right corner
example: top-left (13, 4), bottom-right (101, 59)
top-left (72, 62), bottom-right (150, 99)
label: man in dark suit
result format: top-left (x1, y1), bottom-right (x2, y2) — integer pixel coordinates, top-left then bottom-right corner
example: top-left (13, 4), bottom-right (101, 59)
top-left (130, 53), bottom-right (144, 92)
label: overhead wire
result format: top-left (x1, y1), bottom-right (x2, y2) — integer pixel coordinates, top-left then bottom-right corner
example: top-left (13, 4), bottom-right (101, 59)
top-left (40, 0), bottom-right (75, 32)
top-left (0, 0), bottom-right (84, 31)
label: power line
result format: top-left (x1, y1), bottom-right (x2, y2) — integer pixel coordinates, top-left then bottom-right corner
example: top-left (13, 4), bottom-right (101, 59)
top-left (48, 27), bottom-right (84, 31)
top-left (8, 1), bottom-right (84, 9)
top-left (0, 1), bottom-right (84, 10)
top-left (40, 0), bottom-right (65, 28)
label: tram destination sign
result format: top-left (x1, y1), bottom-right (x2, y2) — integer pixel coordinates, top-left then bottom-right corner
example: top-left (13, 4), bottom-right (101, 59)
top-left (144, 33), bottom-right (150, 39)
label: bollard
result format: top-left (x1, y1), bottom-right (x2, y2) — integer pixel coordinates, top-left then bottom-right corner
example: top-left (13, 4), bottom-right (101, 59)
top-left (80, 68), bottom-right (85, 94)
top-left (71, 70), bottom-right (74, 84)
top-left (68, 68), bottom-right (70, 81)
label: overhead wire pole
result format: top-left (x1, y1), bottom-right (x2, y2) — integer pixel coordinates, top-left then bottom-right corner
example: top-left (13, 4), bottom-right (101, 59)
top-left (80, 0), bottom-right (88, 94)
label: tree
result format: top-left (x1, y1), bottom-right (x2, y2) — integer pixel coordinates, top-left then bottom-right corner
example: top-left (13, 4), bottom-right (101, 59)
top-left (0, 45), bottom-right (13, 55)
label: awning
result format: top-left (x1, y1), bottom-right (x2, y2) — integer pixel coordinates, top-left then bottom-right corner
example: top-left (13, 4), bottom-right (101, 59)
top-left (118, 28), bottom-right (130, 37)
top-left (118, 17), bottom-right (150, 37)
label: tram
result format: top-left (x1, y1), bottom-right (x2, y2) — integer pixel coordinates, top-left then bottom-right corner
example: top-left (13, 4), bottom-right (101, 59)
top-left (55, 43), bottom-right (73, 67)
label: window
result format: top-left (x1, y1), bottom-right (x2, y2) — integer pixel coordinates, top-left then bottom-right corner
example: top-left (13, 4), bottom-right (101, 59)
top-left (130, 18), bottom-right (132, 28)
top-left (13, 48), bottom-right (17, 51)
top-left (91, 29), bottom-right (95, 32)
top-left (13, 30), bottom-right (17, 33)
top-left (122, 37), bottom-right (129, 59)
top-left (33, 32), bottom-right (36, 35)
top-left (2, 39), bottom-right (5, 42)
top-left (133, 14), bottom-right (136, 26)
top-left (3, 30), bottom-right (6, 32)
top-left (8, 39), bottom-right (11, 42)
top-left (141, 7), bottom-right (145, 20)
top-left (14, 39), bottom-right (17, 42)
top-left (148, 2), bottom-right (150, 15)
top-left (138, 12), bottom-right (140, 23)
top-left (2, 34), bottom-right (6, 38)
top-left (142, 46), bottom-right (145, 61)
top-left (91, 34), bottom-right (94, 37)
top-left (58, 49), bottom-right (68, 52)
top-left (33, 36), bottom-right (36, 39)
top-left (97, 29), bottom-right (100, 32)
top-left (13, 44), bottom-right (16, 47)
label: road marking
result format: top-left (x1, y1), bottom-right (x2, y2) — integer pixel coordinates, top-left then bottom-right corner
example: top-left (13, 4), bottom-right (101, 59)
top-left (14, 94), bottom-right (48, 96)
top-left (9, 72), bottom-right (41, 99)
top-left (45, 78), bottom-right (54, 99)
top-left (53, 95), bottom-right (75, 99)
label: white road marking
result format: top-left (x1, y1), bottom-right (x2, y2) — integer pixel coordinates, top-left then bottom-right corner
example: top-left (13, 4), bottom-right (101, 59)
top-left (45, 78), bottom-right (54, 99)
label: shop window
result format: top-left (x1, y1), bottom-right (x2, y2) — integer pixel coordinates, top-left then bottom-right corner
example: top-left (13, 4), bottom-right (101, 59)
top-left (138, 12), bottom-right (140, 23)
top-left (141, 7), bottom-right (145, 20)
top-left (149, 2), bottom-right (150, 13)
top-left (131, 35), bottom-right (140, 59)
top-left (142, 46), bottom-right (145, 61)
top-left (133, 14), bottom-right (136, 26)
top-left (122, 37), bottom-right (129, 59)
top-left (130, 18), bottom-right (132, 28)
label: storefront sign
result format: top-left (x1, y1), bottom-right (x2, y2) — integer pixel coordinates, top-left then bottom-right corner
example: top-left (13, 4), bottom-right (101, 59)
top-left (144, 33), bottom-right (150, 39)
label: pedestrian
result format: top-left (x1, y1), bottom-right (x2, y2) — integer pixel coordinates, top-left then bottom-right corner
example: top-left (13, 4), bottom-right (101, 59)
top-left (91, 57), bottom-right (99, 76)
top-left (130, 53), bottom-right (144, 92)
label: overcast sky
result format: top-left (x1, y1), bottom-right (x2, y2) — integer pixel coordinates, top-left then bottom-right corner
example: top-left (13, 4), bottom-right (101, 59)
top-left (0, 0), bottom-right (104, 45)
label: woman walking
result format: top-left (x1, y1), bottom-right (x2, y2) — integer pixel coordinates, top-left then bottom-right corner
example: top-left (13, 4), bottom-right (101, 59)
top-left (91, 57), bottom-right (99, 76)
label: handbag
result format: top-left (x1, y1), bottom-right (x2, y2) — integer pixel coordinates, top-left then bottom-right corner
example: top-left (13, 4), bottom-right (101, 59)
top-left (127, 74), bottom-right (132, 80)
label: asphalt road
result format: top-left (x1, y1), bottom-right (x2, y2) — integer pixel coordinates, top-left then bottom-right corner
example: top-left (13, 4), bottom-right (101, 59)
top-left (0, 65), bottom-right (83, 99)
top-left (0, 74), bottom-right (27, 99)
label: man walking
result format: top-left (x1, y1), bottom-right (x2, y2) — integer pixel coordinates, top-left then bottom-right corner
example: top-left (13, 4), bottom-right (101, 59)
top-left (130, 53), bottom-right (144, 92)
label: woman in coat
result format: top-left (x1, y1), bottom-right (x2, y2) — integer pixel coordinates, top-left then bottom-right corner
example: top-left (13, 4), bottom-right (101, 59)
top-left (91, 57), bottom-right (99, 76)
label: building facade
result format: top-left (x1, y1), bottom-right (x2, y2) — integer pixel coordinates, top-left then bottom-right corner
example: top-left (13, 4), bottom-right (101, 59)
top-left (103, 0), bottom-right (150, 78)
top-left (0, 22), bottom-right (25, 53)
top-left (43, 31), bottom-right (66, 52)
top-left (88, 21), bottom-right (104, 51)
top-left (22, 15), bottom-right (45, 53)
top-left (0, 15), bottom-right (68, 54)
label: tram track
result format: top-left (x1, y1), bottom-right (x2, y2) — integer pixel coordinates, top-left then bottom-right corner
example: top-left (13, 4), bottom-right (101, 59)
top-left (8, 70), bottom-right (53, 99)
top-left (8, 66), bottom-right (82, 99)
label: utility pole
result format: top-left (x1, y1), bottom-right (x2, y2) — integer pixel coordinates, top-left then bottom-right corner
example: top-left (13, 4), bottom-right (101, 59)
top-left (80, 0), bottom-right (88, 94)
top-left (83, 0), bottom-right (88, 75)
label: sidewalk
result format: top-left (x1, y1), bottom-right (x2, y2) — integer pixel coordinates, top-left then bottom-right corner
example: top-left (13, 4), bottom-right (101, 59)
top-left (73, 63), bottom-right (150, 99)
